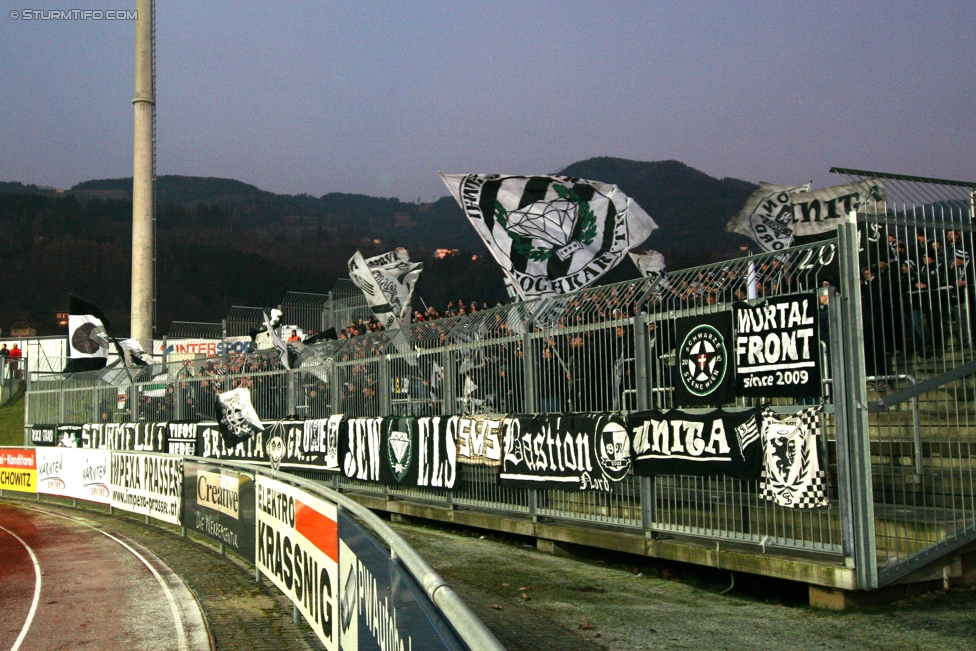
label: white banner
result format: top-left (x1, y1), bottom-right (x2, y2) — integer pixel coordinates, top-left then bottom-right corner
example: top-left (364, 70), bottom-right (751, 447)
top-left (726, 180), bottom-right (885, 252)
top-left (348, 248), bottom-right (423, 329)
top-left (628, 249), bottom-right (666, 277)
top-left (256, 476), bottom-right (339, 650)
top-left (110, 452), bottom-right (183, 525)
top-left (37, 448), bottom-right (111, 504)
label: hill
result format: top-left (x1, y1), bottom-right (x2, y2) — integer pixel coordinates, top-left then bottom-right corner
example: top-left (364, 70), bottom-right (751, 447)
top-left (0, 158), bottom-right (758, 335)
top-left (556, 158), bottom-right (757, 267)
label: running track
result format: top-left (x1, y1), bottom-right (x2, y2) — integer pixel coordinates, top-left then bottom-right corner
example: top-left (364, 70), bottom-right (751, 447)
top-left (0, 501), bottom-right (211, 651)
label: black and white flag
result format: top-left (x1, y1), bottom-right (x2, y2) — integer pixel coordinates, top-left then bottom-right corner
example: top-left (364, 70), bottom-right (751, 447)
top-left (440, 174), bottom-right (657, 300)
top-left (734, 294), bottom-right (821, 398)
top-left (499, 413), bottom-right (632, 492)
top-left (627, 408), bottom-right (762, 480)
top-left (64, 296), bottom-right (112, 373)
top-left (348, 247), bottom-right (423, 329)
top-left (628, 250), bottom-right (666, 278)
top-left (216, 388), bottom-right (265, 447)
top-left (760, 406), bottom-right (828, 508)
top-left (727, 180), bottom-right (885, 252)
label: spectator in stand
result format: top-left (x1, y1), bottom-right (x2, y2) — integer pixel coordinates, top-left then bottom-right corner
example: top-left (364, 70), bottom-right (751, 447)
top-left (8, 344), bottom-right (22, 379)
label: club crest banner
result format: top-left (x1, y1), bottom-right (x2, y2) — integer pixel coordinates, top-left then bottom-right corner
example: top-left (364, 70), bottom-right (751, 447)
top-left (672, 311), bottom-right (736, 407)
top-left (760, 406), bottom-right (828, 508)
top-left (734, 294), bottom-right (821, 398)
top-left (627, 408), bottom-right (762, 479)
top-left (440, 173), bottom-right (657, 299)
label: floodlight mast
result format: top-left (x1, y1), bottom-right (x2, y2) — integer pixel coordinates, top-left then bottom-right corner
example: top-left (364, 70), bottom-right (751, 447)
top-left (130, 0), bottom-right (155, 343)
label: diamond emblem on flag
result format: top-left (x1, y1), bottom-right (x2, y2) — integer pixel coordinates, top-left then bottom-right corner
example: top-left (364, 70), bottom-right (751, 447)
top-left (388, 428), bottom-right (412, 482)
top-left (505, 198), bottom-right (579, 247)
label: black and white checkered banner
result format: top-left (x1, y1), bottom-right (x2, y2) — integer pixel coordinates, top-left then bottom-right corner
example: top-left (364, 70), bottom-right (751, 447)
top-left (759, 406), bottom-right (828, 508)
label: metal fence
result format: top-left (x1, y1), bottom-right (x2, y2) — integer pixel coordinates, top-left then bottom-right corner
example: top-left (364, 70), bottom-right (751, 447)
top-left (23, 169), bottom-right (976, 591)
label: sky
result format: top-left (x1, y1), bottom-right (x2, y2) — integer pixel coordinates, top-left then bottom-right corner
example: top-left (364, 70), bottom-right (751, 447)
top-left (1, 1), bottom-right (975, 201)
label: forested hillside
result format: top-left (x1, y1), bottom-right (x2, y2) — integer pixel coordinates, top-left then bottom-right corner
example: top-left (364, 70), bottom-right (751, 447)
top-left (0, 158), bottom-right (757, 335)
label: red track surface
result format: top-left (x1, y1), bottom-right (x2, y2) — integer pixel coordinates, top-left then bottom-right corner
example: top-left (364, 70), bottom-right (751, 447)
top-left (0, 501), bottom-right (210, 651)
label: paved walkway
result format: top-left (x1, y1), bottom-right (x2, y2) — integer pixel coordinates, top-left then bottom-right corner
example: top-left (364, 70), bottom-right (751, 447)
top-left (0, 499), bottom-right (321, 651)
top-left (0, 501), bottom-right (210, 651)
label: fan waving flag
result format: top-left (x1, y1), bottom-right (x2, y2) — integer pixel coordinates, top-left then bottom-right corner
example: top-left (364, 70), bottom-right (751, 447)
top-left (440, 174), bottom-right (657, 300)
top-left (348, 247), bottom-right (423, 329)
top-left (629, 249), bottom-right (666, 278)
top-left (726, 180), bottom-right (885, 252)
top-left (64, 296), bottom-right (111, 374)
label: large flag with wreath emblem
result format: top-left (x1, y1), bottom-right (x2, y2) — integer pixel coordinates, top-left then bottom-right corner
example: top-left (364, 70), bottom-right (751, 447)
top-left (440, 174), bottom-right (657, 300)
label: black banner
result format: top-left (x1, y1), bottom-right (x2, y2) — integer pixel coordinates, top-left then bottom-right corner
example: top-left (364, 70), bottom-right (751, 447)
top-left (416, 416), bottom-right (458, 489)
top-left (627, 408), bottom-right (762, 479)
top-left (342, 417), bottom-right (383, 482)
top-left (182, 460), bottom-right (255, 558)
top-left (81, 422), bottom-right (168, 452)
top-left (734, 294), bottom-right (821, 398)
top-left (166, 422), bottom-right (199, 456)
top-left (30, 424), bottom-right (58, 446)
top-left (673, 311), bottom-right (736, 407)
top-left (499, 413), bottom-right (631, 491)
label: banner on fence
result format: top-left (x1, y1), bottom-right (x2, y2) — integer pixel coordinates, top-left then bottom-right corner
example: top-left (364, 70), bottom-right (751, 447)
top-left (302, 416), bottom-right (343, 472)
top-left (627, 408), bottom-right (762, 479)
top-left (80, 422), bottom-right (169, 452)
top-left (672, 311), bottom-right (736, 407)
top-left (256, 476), bottom-right (338, 650)
top-left (0, 448), bottom-right (36, 493)
top-left (36, 448), bottom-right (111, 503)
top-left (734, 294), bottom-right (821, 398)
top-left (500, 413), bottom-right (631, 491)
top-left (760, 406), bottom-right (828, 508)
top-left (183, 461), bottom-right (255, 558)
top-left (30, 424), bottom-right (58, 446)
top-left (338, 511), bottom-right (465, 651)
top-left (453, 414), bottom-right (503, 466)
top-left (167, 422), bottom-right (198, 456)
top-left (110, 452), bottom-right (183, 525)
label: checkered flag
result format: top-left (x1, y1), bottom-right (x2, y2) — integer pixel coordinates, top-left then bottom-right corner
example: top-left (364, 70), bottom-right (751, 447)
top-left (759, 405), bottom-right (828, 509)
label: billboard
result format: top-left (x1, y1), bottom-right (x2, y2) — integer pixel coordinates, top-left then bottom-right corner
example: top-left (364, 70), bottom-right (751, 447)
top-left (110, 452), bottom-right (183, 525)
top-left (36, 448), bottom-right (111, 503)
top-left (256, 476), bottom-right (339, 650)
top-left (0, 448), bottom-right (36, 493)
top-left (183, 461), bottom-right (255, 558)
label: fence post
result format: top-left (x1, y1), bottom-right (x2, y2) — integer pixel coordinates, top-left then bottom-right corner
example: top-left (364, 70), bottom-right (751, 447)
top-left (22, 359), bottom-right (32, 446)
top-left (378, 352), bottom-right (391, 417)
top-left (286, 369), bottom-right (297, 417)
top-left (522, 333), bottom-right (537, 413)
top-left (837, 216), bottom-right (878, 590)
top-left (442, 349), bottom-right (456, 415)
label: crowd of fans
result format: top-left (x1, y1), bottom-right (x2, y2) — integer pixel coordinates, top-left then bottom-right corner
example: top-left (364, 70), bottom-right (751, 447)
top-left (91, 223), bottom-right (974, 424)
